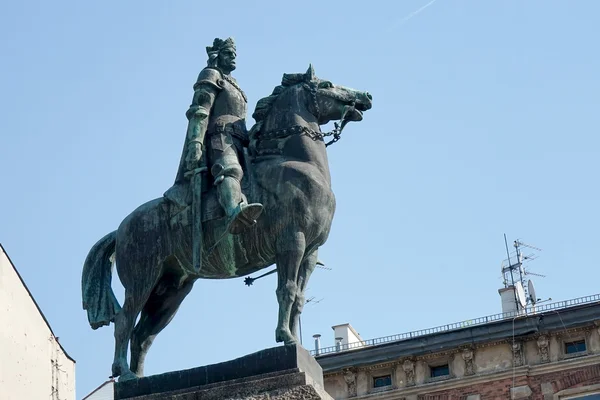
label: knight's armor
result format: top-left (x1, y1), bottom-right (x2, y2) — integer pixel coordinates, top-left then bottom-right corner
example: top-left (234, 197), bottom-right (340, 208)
top-left (166, 65), bottom-right (263, 234)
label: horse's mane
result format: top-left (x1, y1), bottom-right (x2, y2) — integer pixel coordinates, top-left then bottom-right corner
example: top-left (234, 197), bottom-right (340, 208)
top-left (252, 73), bottom-right (307, 123)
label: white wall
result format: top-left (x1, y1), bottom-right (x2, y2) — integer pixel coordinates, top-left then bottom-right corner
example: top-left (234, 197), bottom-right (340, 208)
top-left (0, 245), bottom-right (75, 400)
top-left (83, 380), bottom-right (114, 400)
top-left (332, 324), bottom-right (365, 349)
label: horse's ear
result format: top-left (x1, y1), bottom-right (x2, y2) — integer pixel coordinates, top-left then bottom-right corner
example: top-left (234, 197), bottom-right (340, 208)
top-left (305, 64), bottom-right (316, 81)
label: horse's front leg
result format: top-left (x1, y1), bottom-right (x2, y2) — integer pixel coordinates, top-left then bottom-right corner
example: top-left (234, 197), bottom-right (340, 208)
top-left (275, 232), bottom-right (305, 345)
top-left (289, 249), bottom-right (318, 343)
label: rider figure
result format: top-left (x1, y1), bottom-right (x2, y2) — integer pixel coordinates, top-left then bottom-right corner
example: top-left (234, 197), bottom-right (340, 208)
top-left (165, 37), bottom-right (263, 234)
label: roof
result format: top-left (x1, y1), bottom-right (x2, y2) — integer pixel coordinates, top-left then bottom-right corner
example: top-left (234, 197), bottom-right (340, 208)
top-left (316, 300), bottom-right (600, 373)
top-left (331, 323), bottom-right (365, 342)
top-left (82, 379), bottom-right (114, 400)
top-left (315, 293), bottom-right (600, 356)
top-left (0, 242), bottom-right (76, 363)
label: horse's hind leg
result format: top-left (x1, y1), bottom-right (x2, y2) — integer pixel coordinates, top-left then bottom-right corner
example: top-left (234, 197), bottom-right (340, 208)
top-left (275, 232), bottom-right (305, 345)
top-left (111, 248), bottom-right (163, 381)
top-left (130, 275), bottom-right (194, 377)
top-left (289, 249), bottom-right (318, 343)
top-left (111, 292), bottom-right (142, 381)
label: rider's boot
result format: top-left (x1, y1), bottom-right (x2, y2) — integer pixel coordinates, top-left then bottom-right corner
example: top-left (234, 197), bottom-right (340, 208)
top-left (217, 176), bottom-right (264, 235)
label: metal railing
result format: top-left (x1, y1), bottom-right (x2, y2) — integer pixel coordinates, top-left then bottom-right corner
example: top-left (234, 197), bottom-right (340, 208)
top-left (312, 293), bottom-right (600, 356)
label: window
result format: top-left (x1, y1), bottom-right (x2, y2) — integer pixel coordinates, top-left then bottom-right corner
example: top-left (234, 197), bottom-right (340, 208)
top-left (558, 384), bottom-right (600, 399)
top-left (430, 364), bottom-right (450, 378)
top-left (565, 340), bottom-right (586, 354)
top-left (373, 375), bottom-right (392, 388)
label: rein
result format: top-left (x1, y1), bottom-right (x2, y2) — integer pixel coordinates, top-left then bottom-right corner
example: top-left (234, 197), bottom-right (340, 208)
top-left (302, 82), bottom-right (356, 147)
top-left (255, 83), bottom-right (356, 148)
top-left (255, 124), bottom-right (342, 148)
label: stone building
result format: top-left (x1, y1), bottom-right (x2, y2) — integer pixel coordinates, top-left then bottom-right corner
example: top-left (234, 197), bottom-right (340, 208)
top-left (0, 244), bottom-right (76, 400)
top-left (315, 296), bottom-right (600, 400)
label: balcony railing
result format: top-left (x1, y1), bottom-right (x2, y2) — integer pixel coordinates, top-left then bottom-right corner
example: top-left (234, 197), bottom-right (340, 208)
top-left (312, 293), bottom-right (600, 356)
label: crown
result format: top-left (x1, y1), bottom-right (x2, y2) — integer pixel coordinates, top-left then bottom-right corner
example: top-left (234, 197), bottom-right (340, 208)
top-left (206, 37), bottom-right (236, 56)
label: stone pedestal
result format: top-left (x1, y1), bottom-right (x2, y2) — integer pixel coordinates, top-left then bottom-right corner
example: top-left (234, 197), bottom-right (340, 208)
top-left (114, 344), bottom-right (332, 400)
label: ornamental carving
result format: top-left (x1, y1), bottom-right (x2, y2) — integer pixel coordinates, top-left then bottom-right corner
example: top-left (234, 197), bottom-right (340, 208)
top-left (511, 341), bottom-right (524, 367)
top-left (594, 320), bottom-right (600, 338)
top-left (343, 368), bottom-right (357, 398)
top-left (402, 359), bottom-right (416, 386)
top-left (537, 335), bottom-right (550, 363)
top-left (461, 348), bottom-right (475, 376)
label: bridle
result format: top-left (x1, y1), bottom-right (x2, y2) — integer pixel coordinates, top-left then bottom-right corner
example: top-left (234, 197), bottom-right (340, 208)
top-left (302, 82), bottom-right (357, 147)
top-left (253, 81), bottom-right (359, 152)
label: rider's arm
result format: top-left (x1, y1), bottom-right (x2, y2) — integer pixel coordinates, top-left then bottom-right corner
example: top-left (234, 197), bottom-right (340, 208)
top-left (185, 68), bottom-right (223, 143)
top-left (183, 68), bottom-right (223, 173)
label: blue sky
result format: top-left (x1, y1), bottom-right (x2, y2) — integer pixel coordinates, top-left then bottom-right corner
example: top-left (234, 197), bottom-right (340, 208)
top-left (1, 0), bottom-right (599, 397)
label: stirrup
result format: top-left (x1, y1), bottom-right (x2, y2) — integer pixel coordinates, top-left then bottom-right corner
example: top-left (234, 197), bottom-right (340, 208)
top-left (227, 203), bottom-right (264, 235)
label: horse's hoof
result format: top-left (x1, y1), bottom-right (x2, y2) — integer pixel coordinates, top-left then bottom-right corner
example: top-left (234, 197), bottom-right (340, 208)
top-left (275, 328), bottom-right (296, 345)
top-left (275, 331), bottom-right (284, 343)
top-left (111, 363), bottom-right (122, 378)
top-left (118, 371), bottom-right (138, 382)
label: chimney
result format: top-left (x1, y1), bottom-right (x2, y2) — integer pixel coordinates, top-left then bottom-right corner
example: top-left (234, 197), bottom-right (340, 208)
top-left (313, 334), bottom-right (321, 355)
top-left (499, 286), bottom-right (518, 314)
top-left (498, 285), bottom-right (521, 316)
top-left (331, 323), bottom-right (364, 350)
top-left (335, 337), bottom-right (343, 352)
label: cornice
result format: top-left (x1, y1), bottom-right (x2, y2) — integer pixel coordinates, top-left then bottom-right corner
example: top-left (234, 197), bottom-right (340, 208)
top-left (319, 303), bottom-right (600, 374)
top-left (344, 367), bottom-right (531, 400)
top-left (324, 324), bottom-right (600, 378)
top-left (361, 362), bottom-right (399, 371)
top-left (527, 353), bottom-right (600, 376)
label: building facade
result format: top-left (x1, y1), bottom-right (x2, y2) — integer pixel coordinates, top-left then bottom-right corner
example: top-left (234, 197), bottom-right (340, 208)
top-left (82, 379), bottom-right (114, 400)
top-left (315, 297), bottom-right (600, 400)
top-left (0, 244), bottom-right (75, 400)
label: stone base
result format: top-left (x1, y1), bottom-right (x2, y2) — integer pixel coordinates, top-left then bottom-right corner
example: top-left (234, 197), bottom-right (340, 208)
top-left (114, 345), bottom-right (332, 400)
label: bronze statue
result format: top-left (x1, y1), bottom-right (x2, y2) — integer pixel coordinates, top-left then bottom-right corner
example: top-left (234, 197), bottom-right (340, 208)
top-left (165, 37), bottom-right (264, 271)
top-left (165, 37), bottom-right (263, 237)
top-left (81, 37), bottom-right (372, 382)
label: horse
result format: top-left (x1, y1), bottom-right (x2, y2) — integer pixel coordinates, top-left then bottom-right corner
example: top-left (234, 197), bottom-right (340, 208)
top-left (81, 64), bottom-right (372, 381)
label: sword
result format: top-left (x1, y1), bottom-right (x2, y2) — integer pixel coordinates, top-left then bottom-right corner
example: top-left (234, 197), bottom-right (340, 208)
top-left (183, 104), bottom-right (210, 274)
top-left (185, 164), bottom-right (207, 273)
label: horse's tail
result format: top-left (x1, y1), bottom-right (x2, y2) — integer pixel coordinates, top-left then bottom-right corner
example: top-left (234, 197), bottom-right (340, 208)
top-left (82, 230), bottom-right (121, 330)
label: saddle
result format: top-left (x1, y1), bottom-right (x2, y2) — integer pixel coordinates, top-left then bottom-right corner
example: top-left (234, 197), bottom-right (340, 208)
top-left (167, 150), bottom-right (253, 228)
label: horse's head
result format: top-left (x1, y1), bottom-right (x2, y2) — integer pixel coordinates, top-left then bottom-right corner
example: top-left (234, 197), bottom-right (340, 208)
top-left (250, 65), bottom-right (372, 154)
top-left (252, 65), bottom-right (372, 132)
top-left (302, 64), bottom-right (373, 126)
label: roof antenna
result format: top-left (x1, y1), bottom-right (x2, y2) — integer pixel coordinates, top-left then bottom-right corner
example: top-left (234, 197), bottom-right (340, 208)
top-left (500, 235), bottom-right (546, 316)
top-left (503, 234), bottom-right (519, 309)
top-left (299, 296), bottom-right (324, 346)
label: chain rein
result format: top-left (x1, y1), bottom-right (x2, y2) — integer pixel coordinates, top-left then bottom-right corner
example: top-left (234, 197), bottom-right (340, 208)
top-left (255, 83), bottom-right (353, 148)
top-left (303, 83), bottom-right (347, 147)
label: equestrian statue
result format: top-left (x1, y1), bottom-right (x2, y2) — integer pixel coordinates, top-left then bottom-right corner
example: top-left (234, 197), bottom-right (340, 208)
top-left (81, 37), bottom-right (372, 382)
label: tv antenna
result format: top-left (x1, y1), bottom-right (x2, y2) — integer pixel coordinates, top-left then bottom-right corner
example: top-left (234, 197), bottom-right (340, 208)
top-left (501, 235), bottom-right (545, 310)
top-left (528, 279), bottom-right (538, 305)
top-left (514, 239), bottom-right (542, 252)
top-left (515, 280), bottom-right (527, 309)
top-left (299, 296), bottom-right (324, 346)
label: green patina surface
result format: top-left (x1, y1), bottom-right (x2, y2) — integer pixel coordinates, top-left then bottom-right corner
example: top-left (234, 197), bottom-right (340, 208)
top-left (81, 36), bottom-right (373, 382)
